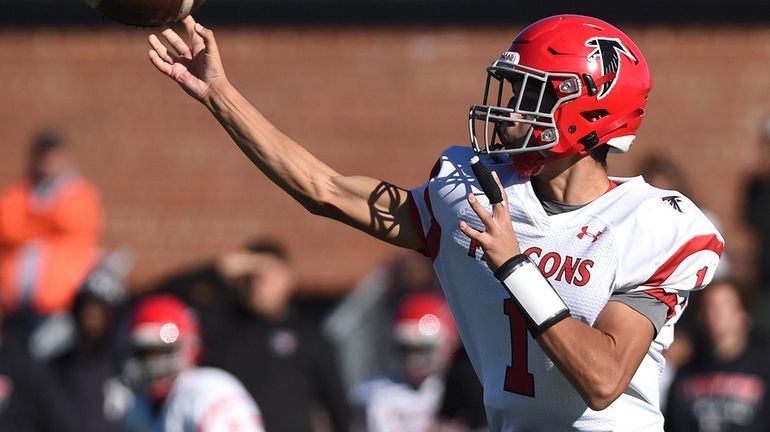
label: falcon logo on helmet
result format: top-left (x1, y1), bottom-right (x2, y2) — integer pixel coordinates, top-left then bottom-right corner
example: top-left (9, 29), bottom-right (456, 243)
top-left (585, 37), bottom-right (638, 100)
top-left (468, 15), bottom-right (652, 177)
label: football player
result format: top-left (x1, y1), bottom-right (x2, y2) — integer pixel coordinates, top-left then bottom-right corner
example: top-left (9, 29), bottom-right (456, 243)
top-left (147, 14), bottom-right (724, 431)
top-left (103, 295), bottom-right (264, 432)
top-left (350, 292), bottom-right (458, 432)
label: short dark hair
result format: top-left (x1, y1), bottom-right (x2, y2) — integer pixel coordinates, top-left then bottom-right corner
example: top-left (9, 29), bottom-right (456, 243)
top-left (589, 145), bottom-right (610, 169)
top-left (30, 131), bottom-right (64, 157)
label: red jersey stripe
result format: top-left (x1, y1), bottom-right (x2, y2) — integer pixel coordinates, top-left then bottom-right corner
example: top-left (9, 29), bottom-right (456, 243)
top-left (643, 234), bottom-right (724, 287)
top-left (423, 188), bottom-right (442, 261)
top-left (643, 288), bottom-right (679, 319)
top-left (406, 193), bottom-right (428, 257)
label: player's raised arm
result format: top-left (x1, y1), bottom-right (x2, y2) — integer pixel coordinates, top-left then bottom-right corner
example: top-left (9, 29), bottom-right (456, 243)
top-left (147, 16), bottom-right (423, 251)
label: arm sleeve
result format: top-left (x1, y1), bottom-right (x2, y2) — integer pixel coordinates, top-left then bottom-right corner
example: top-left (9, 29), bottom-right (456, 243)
top-left (408, 156), bottom-right (444, 259)
top-left (613, 193), bottom-right (724, 343)
top-left (609, 291), bottom-right (669, 335)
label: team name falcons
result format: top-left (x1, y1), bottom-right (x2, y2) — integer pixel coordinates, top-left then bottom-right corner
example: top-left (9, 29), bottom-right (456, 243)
top-left (585, 37), bottom-right (637, 100)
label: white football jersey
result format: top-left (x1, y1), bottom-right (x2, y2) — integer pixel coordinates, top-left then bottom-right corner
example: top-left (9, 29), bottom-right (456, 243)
top-left (163, 368), bottom-right (264, 432)
top-left (350, 374), bottom-right (444, 432)
top-left (408, 146), bottom-right (724, 432)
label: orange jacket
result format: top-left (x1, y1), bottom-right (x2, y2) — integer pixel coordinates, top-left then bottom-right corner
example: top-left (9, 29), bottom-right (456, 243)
top-left (0, 174), bottom-right (102, 315)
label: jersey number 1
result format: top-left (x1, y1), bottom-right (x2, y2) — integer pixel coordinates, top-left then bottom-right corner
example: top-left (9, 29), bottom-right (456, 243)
top-left (503, 299), bottom-right (535, 397)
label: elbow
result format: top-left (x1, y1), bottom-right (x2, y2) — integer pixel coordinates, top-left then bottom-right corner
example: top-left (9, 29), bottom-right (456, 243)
top-left (300, 198), bottom-right (325, 216)
top-left (297, 195), bottom-right (340, 220)
top-left (293, 179), bottom-right (341, 218)
top-left (584, 393), bottom-right (618, 412)
top-left (579, 374), bottom-right (627, 411)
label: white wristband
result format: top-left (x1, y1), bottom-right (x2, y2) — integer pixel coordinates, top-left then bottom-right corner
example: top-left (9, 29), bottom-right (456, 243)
top-left (494, 255), bottom-right (570, 337)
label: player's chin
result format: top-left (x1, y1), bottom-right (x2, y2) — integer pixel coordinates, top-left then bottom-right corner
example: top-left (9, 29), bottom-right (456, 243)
top-left (498, 127), bottom-right (531, 151)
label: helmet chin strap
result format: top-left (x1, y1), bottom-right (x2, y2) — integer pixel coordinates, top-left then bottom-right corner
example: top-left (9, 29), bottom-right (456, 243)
top-left (592, 108), bottom-right (645, 148)
top-left (510, 152), bottom-right (549, 177)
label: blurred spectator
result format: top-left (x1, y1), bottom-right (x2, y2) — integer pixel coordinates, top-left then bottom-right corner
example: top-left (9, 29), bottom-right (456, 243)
top-left (50, 256), bottom-right (130, 432)
top-left (103, 295), bottom-right (264, 432)
top-left (637, 155), bottom-right (689, 193)
top-left (744, 118), bottom-right (770, 292)
top-left (664, 279), bottom-right (770, 431)
top-left (158, 239), bottom-right (351, 432)
top-left (0, 131), bottom-right (102, 341)
top-left (350, 292), bottom-right (458, 432)
top-left (0, 305), bottom-right (79, 432)
top-left (326, 254), bottom-right (440, 387)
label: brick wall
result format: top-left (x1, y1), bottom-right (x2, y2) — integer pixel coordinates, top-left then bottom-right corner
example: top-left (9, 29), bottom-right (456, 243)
top-left (1, 25), bottom-right (766, 293)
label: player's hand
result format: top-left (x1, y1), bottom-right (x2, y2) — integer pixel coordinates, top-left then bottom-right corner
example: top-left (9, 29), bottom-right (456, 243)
top-left (147, 16), bottom-right (227, 104)
top-left (459, 171), bottom-right (521, 271)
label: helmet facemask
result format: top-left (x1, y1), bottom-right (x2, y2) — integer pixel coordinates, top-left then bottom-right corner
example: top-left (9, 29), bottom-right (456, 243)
top-left (469, 54), bottom-right (582, 172)
top-left (123, 344), bottom-right (184, 391)
top-left (124, 300), bottom-right (201, 402)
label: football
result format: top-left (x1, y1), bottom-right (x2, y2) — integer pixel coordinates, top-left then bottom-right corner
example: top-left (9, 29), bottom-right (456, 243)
top-left (84, 0), bottom-right (206, 27)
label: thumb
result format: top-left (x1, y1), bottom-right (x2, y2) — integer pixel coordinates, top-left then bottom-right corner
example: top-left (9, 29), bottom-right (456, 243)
top-left (194, 22), bottom-right (219, 56)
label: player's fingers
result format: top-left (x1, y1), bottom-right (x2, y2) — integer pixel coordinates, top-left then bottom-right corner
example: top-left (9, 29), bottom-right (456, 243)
top-left (161, 27), bottom-right (193, 59)
top-left (148, 49), bottom-right (174, 76)
top-left (183, 16), bottom-right (205, 54)
top-left (466, 193), bottom-right (495, 229)
top-left (490, 171), bottom-right (510, 218)
top-left (148, 34), bottom-right (175, 64)
top-left (194, 21), bottom-right (220, 57)
top-left (458, 220), bottom-right (485, 243)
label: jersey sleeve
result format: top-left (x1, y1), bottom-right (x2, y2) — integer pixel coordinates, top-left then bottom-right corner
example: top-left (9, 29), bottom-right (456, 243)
top-left (408, 155), bottom-right (444, 260)
top-left (613, 193), bottom-right (724, 332)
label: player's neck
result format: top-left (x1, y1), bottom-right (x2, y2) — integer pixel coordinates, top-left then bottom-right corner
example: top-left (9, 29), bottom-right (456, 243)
top-left (533, 154), bottom-right (610, 205)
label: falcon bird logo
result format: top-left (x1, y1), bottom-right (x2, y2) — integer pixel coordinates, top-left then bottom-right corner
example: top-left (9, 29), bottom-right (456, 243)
top-left (662, 195), bottom-right (684, 213)
top-left (585, 37), bottom-right (637, 100)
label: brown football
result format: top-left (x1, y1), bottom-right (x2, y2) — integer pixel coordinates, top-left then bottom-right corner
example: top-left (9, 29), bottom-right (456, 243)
top-left (84, 0), bottom-right (206, 27)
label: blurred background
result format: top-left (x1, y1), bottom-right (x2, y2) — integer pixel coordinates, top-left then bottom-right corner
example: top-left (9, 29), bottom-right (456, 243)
top-left (2, 0), bottom-right (769, 293)
top-left (1, 1), bottom-right (770, 431)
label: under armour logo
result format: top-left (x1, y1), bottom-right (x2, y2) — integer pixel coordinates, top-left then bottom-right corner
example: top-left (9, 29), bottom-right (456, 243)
top-left (577, 226), bottom-right (603, 243)
top-left (585, 37), bottom-right (637, 100)
top-left (662, 195), bottom-right (684, 213)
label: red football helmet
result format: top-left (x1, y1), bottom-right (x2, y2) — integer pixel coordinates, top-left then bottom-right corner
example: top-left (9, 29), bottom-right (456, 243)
top-left (469, 15), bottom-right (652, 176)
top-left (124, 295), bottom-right (200, 401)
top-left (393, 292), bottom-right (458, 383)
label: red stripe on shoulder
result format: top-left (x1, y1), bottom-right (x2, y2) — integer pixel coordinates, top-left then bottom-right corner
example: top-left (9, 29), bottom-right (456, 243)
top-left (643, 288), bottom-right (679, 319)
top-left (423, 188), bottom-right (441, 261)
top-left (644, 234), bottom-right (724, 287)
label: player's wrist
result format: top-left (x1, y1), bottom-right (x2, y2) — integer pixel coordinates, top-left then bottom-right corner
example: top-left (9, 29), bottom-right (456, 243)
top-left (494, 254), bottom-right (570, 338)
top-left (202, 78), bottom-right (235, 111)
